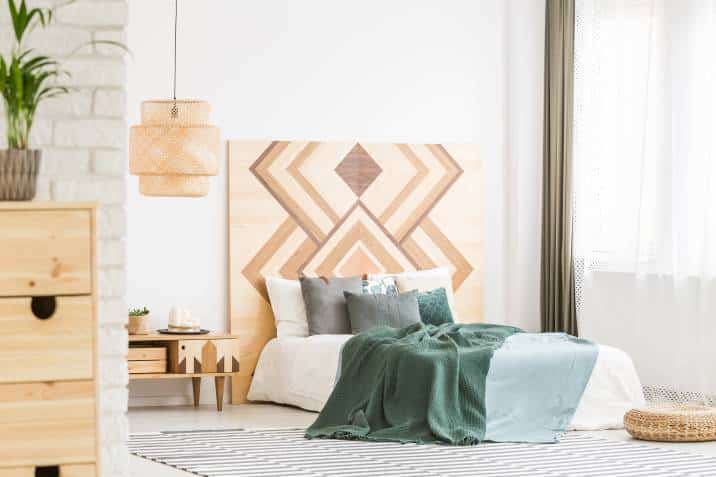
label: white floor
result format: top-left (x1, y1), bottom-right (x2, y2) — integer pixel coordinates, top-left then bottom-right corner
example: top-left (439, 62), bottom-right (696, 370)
top-left (129, 404), bottom-right (716, 476)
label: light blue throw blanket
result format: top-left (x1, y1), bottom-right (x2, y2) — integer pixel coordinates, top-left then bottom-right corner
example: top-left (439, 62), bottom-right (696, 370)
top-left (484, 332), bottom-right (599, 442)
top-left (326, 328), bottom-right (598, 444)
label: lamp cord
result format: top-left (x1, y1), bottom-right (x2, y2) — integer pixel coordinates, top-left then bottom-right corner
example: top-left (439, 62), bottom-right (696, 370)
top-left (171, 0), bottom-right (178, 117)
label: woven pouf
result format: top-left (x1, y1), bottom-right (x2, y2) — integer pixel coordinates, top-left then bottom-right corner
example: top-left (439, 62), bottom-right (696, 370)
top-left (625, 404), bottom-right (716, 442)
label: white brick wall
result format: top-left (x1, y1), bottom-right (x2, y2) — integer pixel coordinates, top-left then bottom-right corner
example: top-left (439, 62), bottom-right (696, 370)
top-left (0, 2), bottom-right (129, 476)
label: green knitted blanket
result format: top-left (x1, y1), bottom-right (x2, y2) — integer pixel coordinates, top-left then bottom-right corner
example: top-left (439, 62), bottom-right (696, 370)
top-left (305, 322), bottom-right (522, 445)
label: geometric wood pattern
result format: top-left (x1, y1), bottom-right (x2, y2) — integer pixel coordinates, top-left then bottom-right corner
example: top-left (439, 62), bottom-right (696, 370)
top-left (168, 340), bottom-right (204, 374)
top-left (214, 339), bottom-right (241, 373)
top-left (229, 140), bottom-right (483, 404)
top-left (168, 339), bottom-right (240, 374)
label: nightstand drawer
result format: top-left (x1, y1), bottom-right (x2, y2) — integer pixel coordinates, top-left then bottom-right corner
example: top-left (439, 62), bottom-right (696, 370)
top-left (128, 360), bottom-right (166, 374)
top-left (168, 339), bottom-right (207, 373)
top-left (0, 209), bottom-right (92, 297)
top-left (128, 346), bottom-right (166, 361)
top-left (128, 346), bottom-right (167, 374)
top-left (0, 296), bottom-right (93, 383)
top-left (0, 381), bottom-right (96, 467)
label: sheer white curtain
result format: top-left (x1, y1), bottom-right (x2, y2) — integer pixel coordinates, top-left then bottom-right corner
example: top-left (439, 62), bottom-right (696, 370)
top-left (574, 0), bottom-right (716, 401)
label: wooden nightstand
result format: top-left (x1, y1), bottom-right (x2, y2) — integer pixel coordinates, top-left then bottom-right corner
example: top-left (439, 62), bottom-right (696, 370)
top-left (128, 333), bottom-right (240, 411)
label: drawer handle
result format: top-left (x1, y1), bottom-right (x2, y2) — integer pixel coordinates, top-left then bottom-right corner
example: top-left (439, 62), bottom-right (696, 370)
top-left (36, 466), bottom-right (59, 477)
top-left (31, 296), bottom-right (57, 320)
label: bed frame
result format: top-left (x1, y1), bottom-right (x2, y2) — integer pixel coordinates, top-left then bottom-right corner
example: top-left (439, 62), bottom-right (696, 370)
top-left (228, 140), bottom-right (483, 404)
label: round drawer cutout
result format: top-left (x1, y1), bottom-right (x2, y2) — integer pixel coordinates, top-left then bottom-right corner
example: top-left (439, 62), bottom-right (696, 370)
top-left (31, 296), bottom-right (57, 320)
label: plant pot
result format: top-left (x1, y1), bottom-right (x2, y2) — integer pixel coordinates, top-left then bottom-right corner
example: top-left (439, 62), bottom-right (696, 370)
top-left (0, 149), bottom-right (41, 201)
top-left (128, 314), bottom-right (152, 335)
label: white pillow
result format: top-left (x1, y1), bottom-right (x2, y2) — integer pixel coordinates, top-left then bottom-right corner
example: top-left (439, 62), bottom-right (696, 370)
top-left (265, 277), bottom-right (309, 337)
top-left (370, 267), bottom-right (458, 321)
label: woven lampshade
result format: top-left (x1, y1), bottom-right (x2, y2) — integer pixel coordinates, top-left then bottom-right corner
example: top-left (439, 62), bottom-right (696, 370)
top-left (129, 100), bottom-right (220, 197)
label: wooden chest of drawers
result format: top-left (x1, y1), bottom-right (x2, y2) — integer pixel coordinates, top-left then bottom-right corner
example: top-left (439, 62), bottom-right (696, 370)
top-left (0, 203), bottom-right (98, 476)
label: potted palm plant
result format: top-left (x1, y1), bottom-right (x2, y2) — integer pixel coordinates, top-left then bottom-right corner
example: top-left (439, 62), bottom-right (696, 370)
top-left (0, 0), bottom-right (125, 200)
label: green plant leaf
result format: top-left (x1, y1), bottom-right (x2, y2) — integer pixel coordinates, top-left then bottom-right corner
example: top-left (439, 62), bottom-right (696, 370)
top-left (8, 0), bottom-right (21, 42)
top-left (17, 1), bottom-right (29, 43)
top-left (8, 0), bottom-right (55, 44)
top-left (10, 59), bottom-right (22, 103)
top-left (0, 58), bottom-right (7, 96)
top-left (129, 306), bottom-right (151, 316)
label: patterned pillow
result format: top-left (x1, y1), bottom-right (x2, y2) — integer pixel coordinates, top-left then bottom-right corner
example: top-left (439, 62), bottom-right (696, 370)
top-left (362, 276), bottom-right (398, 295)
top-left (417, 288), bottom-right (454, 326)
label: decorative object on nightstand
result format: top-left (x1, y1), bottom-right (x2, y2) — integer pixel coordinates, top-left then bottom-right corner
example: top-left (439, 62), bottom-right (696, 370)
top-left (157, 306), bottom-right (210, 334)
top-left (0, 0), bottom-right (126, 201)
top-left (128, 333), bottom-right (239, 411)
top-left (625, 404), bottom-right (716, 442)
top-left (128, 0), bottom-right (219, 197)
top-left (168, 305), bottom-right (200, 332)
top-left (0, 202), bottom-right (99, 475)
top-left (128, 306), bottom-right (151, 335)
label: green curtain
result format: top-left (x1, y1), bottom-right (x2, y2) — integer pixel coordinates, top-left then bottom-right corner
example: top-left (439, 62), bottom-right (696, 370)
top-left (541, 0), bottom-right (577, 335)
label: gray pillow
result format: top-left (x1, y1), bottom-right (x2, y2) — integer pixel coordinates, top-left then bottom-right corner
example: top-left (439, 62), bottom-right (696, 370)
top-left (300, 276), bottom-right (362, 335)
top-left (344, 290), bottom-right (421, 334)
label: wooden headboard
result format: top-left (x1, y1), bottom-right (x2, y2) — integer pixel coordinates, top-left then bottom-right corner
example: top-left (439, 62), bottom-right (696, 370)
top-left (228, 140), bottom-right (483, 403)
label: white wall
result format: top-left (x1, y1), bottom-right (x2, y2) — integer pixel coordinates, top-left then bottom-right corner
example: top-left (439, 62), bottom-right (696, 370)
top-left (505, 0), bottom-right (545, 332)
top-left (127, 0), bottom-right (544, 406)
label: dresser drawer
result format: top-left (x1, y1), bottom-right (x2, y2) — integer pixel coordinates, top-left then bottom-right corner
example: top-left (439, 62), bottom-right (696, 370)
top-left (0, 381), bottom-right (96, 467)
top-left (0, 464), bottom-right (95, 477)
top-left (0, 209), bottom-right (92, 297)
top-left (0, 296), bottom-right (93, 383)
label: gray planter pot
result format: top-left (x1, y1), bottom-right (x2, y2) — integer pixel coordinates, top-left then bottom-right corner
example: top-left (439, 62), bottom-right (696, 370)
top-left (0, 149), bottom-right (41, 201)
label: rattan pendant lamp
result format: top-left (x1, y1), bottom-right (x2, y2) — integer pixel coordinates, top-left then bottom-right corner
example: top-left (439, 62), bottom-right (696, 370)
top-left (129, 0), bottom-right (219, 197)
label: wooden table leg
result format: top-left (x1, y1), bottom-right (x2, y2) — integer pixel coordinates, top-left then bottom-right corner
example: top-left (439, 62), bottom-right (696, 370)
top-left (192, 377), bottom-right (201, 407)
top-left (215, 376), bottom-right (225, 411)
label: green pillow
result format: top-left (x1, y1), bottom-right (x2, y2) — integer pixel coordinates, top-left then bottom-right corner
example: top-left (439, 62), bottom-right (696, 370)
top-left (417, 288), bottom-right (454, 326)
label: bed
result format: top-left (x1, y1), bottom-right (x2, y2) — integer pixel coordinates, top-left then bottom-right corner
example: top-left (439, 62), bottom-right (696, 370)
top-left (228, 140), bottom-right (644, 442)
top-left (248, 334), bottom-right (645, 431)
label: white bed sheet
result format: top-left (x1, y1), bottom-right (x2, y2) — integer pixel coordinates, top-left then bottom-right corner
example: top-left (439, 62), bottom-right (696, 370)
top-left (247, 334), bottom-right (350, 412)
top-left (247, 335), bottom-right (645, 430)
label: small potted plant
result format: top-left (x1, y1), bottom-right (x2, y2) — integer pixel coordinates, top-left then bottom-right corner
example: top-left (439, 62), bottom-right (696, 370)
top-left (0, 0), bottom-right (126, 200)
top-left (128, 307), bottom-right (151, 335)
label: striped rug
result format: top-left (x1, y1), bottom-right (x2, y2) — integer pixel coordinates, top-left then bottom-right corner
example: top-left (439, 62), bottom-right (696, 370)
top-left (130, 428), bottom-right (716, 477)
